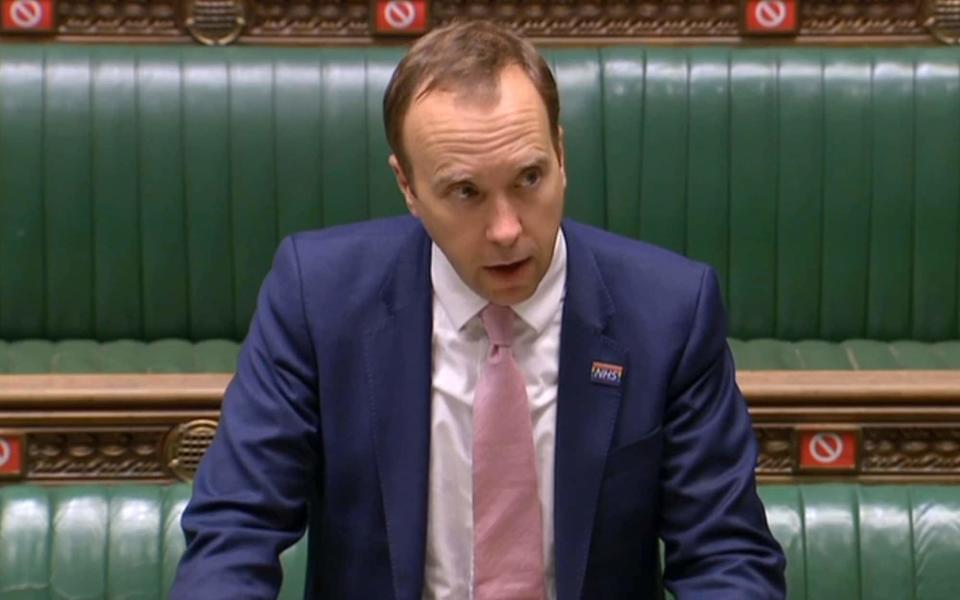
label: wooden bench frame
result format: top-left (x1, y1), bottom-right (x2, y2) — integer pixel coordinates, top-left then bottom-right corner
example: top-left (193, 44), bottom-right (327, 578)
top-left (1, 371), bottom-right (959, 484)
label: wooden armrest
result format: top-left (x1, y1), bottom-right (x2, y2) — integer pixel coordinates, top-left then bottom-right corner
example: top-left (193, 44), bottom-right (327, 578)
top-left (3, 370), bottom-right (960, 405)
top-left (0, 374), bottom-right (230, 408)
top-left (739, 370), bottom-right (960, 403)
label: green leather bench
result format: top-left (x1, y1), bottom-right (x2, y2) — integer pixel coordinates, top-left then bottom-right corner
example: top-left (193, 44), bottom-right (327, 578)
top-left (1, 44), bottom-right (959, 598)
top-left (2, 483), bottom-right (958, 599)
top-left (1, 45), bottom-right (959, 372)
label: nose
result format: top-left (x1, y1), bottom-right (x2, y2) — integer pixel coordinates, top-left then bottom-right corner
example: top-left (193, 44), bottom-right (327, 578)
top-left (485, 195), bottom-right (522, 247)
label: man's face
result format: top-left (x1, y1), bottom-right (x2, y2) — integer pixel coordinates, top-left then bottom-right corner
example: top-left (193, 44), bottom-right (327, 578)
top-left (389, 66), bottom-right (566, 306)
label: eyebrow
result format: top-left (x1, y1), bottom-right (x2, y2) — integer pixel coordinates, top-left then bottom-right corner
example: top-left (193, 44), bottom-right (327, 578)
top-left (518, 154), bottom-right (550, 172)
top-left (432, 169), bottom-right (474, 194)
top-left (431, 151), bottom-right (552, 190)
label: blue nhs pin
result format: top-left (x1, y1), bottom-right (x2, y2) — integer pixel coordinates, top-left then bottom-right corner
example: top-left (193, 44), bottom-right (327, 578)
top-left (590, 361), bottom-right (624, 387)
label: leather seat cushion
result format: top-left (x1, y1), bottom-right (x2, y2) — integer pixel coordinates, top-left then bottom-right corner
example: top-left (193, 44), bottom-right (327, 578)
top-left (2, 483), bottom-right (958, 599)
top-left (0, 339), bottom-right (240, 373)
top-left (2, 338), bottom-right (959, 372)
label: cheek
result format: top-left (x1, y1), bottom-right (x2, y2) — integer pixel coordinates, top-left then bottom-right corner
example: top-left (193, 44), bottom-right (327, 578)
top-left (416, 201), bottom-right (459, 240)
top-left (427, 218), bottom-right (483, 268)
top-left (525, 184), bottom-right (564, 230)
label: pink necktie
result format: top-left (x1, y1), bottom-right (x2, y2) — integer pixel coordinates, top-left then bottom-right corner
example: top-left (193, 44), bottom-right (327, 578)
top-left (473, 304), bottom-right (545, 600)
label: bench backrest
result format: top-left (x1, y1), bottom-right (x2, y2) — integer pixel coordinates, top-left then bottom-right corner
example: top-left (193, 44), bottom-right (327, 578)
top-left (1, 483), bottom-right (958, 598)
top-left (1, 46), bottom-right (958, 342)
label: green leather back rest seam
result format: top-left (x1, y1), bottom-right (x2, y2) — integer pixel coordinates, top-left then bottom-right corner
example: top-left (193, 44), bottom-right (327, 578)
top-left (2, 46), bottom-right (958, 341)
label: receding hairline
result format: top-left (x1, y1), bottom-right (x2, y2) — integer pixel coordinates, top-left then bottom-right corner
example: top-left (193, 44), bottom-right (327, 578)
top-left (407, 63), bottom-right (542, 129)
top-left (382, 21), bottom-right (561, 182)
top-left (399, 68), bottom-right (557, 191)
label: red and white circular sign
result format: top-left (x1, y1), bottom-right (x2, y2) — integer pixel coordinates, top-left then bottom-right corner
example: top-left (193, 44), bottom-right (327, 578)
top-left (384, 1), bottom-right (416, 30)
top-left (0, 438), bottom-right (11, 468)
top-left (9, 0), bottom-right (42, 27)
top-left (3, 0), bottom-right (53, 31)
top-left (743, 0), bottom-right (796, 34)
top-left (808, 432), bottom-right (844, 464)
top-left (374, 0), bottom-right (427, 35)
top-left (754, 0), bottom-right (787, 28)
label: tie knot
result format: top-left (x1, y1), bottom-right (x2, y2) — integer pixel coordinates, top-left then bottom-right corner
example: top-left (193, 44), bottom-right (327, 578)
top-left (480, 304), bottom-right (515, 347)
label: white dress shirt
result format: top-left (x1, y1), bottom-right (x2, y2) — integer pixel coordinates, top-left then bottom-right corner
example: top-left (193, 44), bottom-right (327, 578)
top-left (423, 231), bottom-right (567, 600)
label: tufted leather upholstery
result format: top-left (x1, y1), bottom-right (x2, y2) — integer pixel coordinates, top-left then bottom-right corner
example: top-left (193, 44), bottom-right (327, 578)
top-left (1, 46), bottom-right (959, 360)
top-left (2, 483), bottom-right (958, 598)
top-left (0, 484), bottom-right (309, 599)
top-left (761, 485), bottom-right (960, 599)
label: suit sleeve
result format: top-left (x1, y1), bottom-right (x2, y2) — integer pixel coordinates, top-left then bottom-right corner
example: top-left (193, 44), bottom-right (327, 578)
top-left (171, 236), bottom-right (321, 599)
top-left (659, 267), bottom-right (786, 599)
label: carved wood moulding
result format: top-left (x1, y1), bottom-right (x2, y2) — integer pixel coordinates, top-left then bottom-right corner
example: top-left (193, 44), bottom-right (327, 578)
top-left (27, 429), bottom-right (167, 479)
top-left (0, 1), bottom-right (954, 45)
top-left (2, 371), bottom-right (960, 484)
top-left (755, 425), bottom-right (960, 481)
top-left (862, 427), bottom-right (960, 472)
top-left (755, 427), bottom-right (794, 473)
top-left (0, 374), bottom-right (223, 482)
top-left (0, 423), bottom-right (214, 481)
top-left (58, 0), bottom-right (181, 36)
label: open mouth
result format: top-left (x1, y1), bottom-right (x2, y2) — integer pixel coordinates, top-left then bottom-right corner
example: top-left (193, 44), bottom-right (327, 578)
top-left (485, 258), bottom-right (531, 276)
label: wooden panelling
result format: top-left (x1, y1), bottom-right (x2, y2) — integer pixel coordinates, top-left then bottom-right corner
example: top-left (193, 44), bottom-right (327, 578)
top-left (1, 371), bottom-right (959, 483)
top-left (0, 1), bottom-right (957, 46)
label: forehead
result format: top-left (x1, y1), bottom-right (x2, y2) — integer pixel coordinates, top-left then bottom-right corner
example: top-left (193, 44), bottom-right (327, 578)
top-left (402, 66), bottom-right (553, 169)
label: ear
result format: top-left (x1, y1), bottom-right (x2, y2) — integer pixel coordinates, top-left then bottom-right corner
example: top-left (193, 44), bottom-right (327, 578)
top-left (556, 126), bottom-right (567, 189)
top-left (389, 154), bottom-right (419, 217)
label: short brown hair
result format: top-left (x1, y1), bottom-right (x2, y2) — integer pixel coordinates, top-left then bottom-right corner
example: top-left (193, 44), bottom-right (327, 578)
top-left (383, 20), bottom-right (561, 180)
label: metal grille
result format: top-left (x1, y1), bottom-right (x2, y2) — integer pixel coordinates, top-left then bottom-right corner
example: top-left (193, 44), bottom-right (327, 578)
top-left (185, 0), bottom-right (246, 45)
top-left (927, 0), bottom-right (960, 43)
top-left (166, 420), bottom-right (219, 481)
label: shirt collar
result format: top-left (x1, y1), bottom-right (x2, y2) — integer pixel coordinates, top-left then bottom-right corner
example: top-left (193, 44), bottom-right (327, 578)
top-left (430, 229), bottom-right (567, 335)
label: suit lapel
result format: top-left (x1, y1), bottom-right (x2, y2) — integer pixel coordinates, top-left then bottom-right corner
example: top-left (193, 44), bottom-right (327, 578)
top-left (554, 222), bottom-right (627, 600)
top-left (362, 226), bottom-right (433, 600)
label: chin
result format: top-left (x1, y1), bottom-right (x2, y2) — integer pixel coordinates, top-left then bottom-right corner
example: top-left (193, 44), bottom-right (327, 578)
top-left (485, 286), bottom-right (535, 307)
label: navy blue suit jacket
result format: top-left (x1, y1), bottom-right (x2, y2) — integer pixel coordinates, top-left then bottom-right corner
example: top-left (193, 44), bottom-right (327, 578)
top-left (173, 216), bottom-right (785, 599)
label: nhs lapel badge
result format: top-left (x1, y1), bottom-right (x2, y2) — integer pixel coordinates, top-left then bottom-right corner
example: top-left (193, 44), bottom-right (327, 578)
top-left (590, 361), bottom-right (624, 387)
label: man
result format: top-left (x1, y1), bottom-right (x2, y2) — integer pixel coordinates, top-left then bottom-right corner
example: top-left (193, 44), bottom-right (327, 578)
top-left (173, 20), bottom-right (785, 599)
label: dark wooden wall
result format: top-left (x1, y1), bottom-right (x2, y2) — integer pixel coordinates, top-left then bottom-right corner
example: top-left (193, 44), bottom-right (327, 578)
top-left (0, 1), bottom-right (957, 46)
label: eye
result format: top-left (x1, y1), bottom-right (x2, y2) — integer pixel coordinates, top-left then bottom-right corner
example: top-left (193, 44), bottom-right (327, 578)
top-left (518, 167), bottom-right (542, 188)
top-left (449, 182), bottom-right (479, 201)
